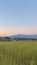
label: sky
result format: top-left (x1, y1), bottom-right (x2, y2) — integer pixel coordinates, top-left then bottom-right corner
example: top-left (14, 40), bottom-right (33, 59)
top-left (0, 0), bottom-right (37, 36)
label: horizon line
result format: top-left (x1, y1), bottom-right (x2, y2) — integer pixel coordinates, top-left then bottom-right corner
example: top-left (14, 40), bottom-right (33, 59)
top-left (0, 33), bottom-right (37, 37)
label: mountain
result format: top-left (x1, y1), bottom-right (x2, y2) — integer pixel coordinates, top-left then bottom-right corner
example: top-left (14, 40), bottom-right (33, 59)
top-left (9, 34), bottom-right (37, 39)
top-left (0, 34), bottom-right (37, 41)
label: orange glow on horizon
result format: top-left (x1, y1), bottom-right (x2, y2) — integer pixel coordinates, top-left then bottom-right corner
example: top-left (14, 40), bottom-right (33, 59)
top-left (0, 29), bottom-right (37, 36)
top-left (0, 32), bottom-right (37, 36)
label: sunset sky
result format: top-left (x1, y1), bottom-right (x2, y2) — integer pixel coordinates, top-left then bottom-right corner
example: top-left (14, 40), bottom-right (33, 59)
top-left (0, 0), bottom-right (37, 36)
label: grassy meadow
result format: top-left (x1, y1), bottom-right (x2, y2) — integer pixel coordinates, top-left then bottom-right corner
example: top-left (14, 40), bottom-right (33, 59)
top-left (0, 41), bottom-right (37, 65)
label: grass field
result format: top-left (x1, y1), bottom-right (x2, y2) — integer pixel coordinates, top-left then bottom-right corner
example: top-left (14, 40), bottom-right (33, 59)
top-left (0, 41), bottom-right (37, 65)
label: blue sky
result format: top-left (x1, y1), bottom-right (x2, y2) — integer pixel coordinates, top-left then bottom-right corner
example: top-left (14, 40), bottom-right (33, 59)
top-left (0, 0), bottom-right (37, 35)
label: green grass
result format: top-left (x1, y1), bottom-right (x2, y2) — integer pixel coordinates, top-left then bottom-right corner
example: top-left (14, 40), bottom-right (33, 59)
top-left (0, 41), bottom-right (37, 65)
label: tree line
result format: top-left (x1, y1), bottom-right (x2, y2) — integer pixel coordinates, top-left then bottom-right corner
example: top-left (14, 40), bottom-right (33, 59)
top-left (0, 37), bottom-right (37, 41)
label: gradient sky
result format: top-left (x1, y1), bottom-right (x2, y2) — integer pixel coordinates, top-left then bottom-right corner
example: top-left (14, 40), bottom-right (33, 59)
top-left (0, 0), bottom-right (37, 36)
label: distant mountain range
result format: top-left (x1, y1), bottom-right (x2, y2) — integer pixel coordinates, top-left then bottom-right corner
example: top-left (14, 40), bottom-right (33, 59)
top-left (9, 34), bottom-right (37, 39)
top-left (0, 34), bottom-right (37, 41)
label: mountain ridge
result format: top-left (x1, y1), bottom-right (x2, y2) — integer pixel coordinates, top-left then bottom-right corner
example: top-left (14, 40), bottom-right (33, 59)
top-left (9, 34), bottom-right (37, 38)
top-left (0, 34), bottom-right (37, 38)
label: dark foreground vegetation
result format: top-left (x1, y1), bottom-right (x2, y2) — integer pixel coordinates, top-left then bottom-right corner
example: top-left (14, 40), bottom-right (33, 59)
top-left (0, 37), bottom-right (37, 41)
